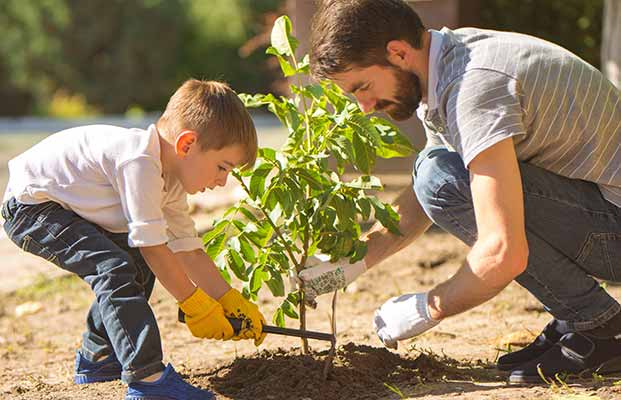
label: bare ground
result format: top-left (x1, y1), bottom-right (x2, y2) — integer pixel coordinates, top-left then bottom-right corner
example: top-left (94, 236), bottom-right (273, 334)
top-left (2, 227), bottom-right (621, 400)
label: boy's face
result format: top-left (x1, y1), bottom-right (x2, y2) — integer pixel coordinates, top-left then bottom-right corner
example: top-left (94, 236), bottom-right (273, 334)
top-left (175, 131), bottom-right (246, 194)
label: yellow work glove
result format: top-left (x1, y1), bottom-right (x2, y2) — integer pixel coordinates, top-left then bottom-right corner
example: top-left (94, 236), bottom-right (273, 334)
top-left (178, 288), bottom-right (234, 340)
top-left (218, 288), bottom-right (267, 346)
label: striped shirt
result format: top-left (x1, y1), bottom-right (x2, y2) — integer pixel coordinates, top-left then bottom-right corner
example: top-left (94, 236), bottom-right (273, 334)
top-left (421, 27), bottom-right (621, 207)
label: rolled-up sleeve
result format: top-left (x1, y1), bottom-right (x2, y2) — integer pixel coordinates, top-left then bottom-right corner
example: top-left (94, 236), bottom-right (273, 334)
top-left (163, 183), bottom-right (203, 253)
top-left (115, 157), bottom-right (169, 248)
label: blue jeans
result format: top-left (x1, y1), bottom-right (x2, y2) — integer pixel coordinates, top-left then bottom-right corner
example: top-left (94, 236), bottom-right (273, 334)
top-left (413, 146), bottom-right (621, 332)
top-left (1, 198), bottom-right (164, 383)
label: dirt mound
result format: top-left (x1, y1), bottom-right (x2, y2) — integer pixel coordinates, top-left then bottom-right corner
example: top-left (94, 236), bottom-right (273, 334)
top-left (198, 343), bottom-right (468, 400)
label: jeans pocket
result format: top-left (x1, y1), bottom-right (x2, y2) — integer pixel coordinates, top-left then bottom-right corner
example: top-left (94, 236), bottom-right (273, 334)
top-left (576, 233), bottom-right (621, 281)
top-left (22, 235), bottom-right (59, 264)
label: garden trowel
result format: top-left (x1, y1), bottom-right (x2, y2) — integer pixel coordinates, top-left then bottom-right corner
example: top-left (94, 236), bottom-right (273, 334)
top-left (177, 308), bottom-right (335, 342)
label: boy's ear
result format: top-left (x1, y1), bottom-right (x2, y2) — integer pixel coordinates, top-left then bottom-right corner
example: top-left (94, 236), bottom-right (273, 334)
top-left (174, 130), bottom-right (199, 157)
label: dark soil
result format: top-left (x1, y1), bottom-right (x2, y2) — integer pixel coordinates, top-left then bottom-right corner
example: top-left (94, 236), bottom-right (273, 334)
top-left (196, 343), bottom-right (495, 400)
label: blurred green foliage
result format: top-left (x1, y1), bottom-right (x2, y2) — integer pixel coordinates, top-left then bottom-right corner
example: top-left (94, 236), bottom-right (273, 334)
top-left (0, 0), bottom-right (280, 115)
top-left (480, 0), bottom-right (604, 68)
top-left (0, 0), bottom-right (607, 116)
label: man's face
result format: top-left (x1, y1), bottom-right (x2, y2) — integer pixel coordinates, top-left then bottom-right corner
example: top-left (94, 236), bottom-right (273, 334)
top-left (332, 64), bottom-right (422, 121)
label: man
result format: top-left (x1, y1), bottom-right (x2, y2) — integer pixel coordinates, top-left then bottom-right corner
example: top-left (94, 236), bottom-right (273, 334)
top-left (301, 0), bottom-right (621, 383)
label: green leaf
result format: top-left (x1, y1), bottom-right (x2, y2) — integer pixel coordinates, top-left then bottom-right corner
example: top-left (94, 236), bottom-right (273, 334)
top-left (206, 232), bottom-right (226, 260)
top-left (226, 249), bottom-right (247, 280)
top-left (218, 266), bottom-right (232, 285)
top-left (273, 307), bottom-right (285, 327)
top-left (357, 197), bottom-right (372, 220)
top-left (296, 168), bottom-right (326, 190)
top-left (344, 175), bottom-right (383, 190)
top-left (372, 117), bottom-right (415, 158)
top-left (238, 207), bottom-right (259, 224)
top-left (297, 54), bottom-right (310, 74)
top-left (350, 241), bottom-right (368, 263)
top-left (259, 147), bottom-right (277, 162)
top-left (202, 219), bottom-right (229, 245)
top-left (332, 194), bottom-right (355, 230)
top-left (369, 197), bottom-right (401, 235)
top-left (238, 235), bottom-right (256, 263)
top-left (281, 299), bottom-right (299, 319)
top-left (265, 265), bottom-right (285, 297)
top-left (245, 221), bottom-right (273, 248)
top-left (249, 162), bottom-right (273, 199)
top-left (287, 291), bottom-right (300, 305)
top-left (352, 131), bottom-right (374, 174)
top-left (266, 49), bottom-right (296, 77)
top-left (270, 15), bottom-right (298, 57)
top-left (249, 265), bottom-right (268, 293)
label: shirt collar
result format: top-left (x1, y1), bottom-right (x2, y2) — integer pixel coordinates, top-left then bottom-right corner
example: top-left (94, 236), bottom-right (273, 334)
top-left (426, 29), bottom-right (444, 110)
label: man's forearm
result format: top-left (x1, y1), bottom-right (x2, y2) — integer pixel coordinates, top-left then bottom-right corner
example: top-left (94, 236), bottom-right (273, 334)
top-left (177, 249), bottom-right (230, 300)
top-left (363, 188), bottom-right (433, 268)
top-left (427, 236), bottom-right (528, 320)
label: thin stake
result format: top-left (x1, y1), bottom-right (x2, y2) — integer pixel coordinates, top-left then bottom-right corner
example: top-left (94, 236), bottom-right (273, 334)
top-left (322, 290), bottom-right (338, 380)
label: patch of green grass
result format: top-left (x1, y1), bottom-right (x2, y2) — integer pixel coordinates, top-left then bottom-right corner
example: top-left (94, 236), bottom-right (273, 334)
top-left (384, 382), bottom-right (406, 399)
top-left (13, 274), bottom-right (87, 302)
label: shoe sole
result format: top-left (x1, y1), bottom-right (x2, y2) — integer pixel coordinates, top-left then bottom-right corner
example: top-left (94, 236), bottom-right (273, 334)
top-left (74, 374), bottom-right (121, 384)
top-left (125, 396), bottom-right (177, 400)
top-left (509, 354), bottom-right (621, 384)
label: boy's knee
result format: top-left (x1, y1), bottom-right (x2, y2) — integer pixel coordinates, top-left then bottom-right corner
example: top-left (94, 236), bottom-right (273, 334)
top-left (413, 148), bottom-right (471, 222)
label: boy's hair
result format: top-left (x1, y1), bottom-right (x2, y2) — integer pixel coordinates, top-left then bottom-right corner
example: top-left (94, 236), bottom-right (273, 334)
top-left (310, 0), bottom-right (425, 80)
top-left (157, 79), bottom-right (257, 168)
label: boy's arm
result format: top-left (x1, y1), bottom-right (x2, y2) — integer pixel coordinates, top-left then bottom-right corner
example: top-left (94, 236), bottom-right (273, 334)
top-left (139, 245), bottom-right (194, 301)
top-left (140, 244), bottom-right (236, 340)
top-left (174, 249), bottom-right (231, 299)
top-left (175, 249), bottom-right (267, 345)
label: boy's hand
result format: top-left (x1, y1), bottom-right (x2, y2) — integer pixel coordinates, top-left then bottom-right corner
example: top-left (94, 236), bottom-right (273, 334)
top-left (179, 288), bottom-right (234, 340)
top-left (218, 288), bottom-right (267, 346)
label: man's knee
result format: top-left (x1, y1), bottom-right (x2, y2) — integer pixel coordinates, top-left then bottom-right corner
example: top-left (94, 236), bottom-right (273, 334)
top-left (413, 148), bottom-right (471, 221)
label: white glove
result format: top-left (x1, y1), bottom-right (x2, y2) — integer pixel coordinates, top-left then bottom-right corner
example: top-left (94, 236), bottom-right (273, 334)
top-left (373, 292), bottom-right (440, 349)
top-left (296, 255), bottom-right (367, 305)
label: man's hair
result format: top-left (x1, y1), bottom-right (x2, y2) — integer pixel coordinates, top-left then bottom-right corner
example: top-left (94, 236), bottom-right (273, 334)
top-left (157, 79), bottom-right (257, 168)
top-left (310, 0), bottom-right (425, 80)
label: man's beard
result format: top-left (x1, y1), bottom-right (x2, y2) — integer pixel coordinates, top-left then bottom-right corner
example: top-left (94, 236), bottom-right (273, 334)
top-left (376, 66), bottom-right (422, 121)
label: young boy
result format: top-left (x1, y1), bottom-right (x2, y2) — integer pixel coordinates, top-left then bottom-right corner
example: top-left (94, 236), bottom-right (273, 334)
top-left (1, 79), bottom-right (265, 400)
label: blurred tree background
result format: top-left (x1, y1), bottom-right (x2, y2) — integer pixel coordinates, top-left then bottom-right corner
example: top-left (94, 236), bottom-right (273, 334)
top-left (0, 0), bottom-right (281, 116)
top-left (0, 0), bottom-right (607, 117)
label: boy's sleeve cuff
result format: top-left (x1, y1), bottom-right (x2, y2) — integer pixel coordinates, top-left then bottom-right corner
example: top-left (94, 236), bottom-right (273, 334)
top-left (127, 220), bottom-right (168, 248)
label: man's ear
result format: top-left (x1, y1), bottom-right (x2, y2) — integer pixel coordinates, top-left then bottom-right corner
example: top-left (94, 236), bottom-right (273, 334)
top-left (386, 40), bottom-right (411, 68)
top-left (174, 130), bottom-right (199, 157)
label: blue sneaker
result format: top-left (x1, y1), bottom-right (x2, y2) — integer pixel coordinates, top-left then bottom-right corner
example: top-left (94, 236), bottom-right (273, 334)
top-left (74, 350), bottom-right (122, 384)
top-left (125, 364), bottom-right (215, 400)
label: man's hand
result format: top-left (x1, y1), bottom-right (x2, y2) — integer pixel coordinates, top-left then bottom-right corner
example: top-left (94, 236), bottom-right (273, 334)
top-left (373, 292), bottom-right (440, 349)
top-left (297, 256), bottom-right (367, 305)
top-left (178, 288), bottom-right (234, 340)
top-left (218, 288), bottom-right (267, 346)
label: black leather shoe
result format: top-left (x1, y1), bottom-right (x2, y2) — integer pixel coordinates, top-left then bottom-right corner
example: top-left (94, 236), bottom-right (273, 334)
top-left (497, 319), bottom-right (569, 371)
top-left (509, 331), bottom-right (621, 383)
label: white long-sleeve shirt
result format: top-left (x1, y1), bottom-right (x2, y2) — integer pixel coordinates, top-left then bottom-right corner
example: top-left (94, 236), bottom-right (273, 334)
top-left (3, 124), bottom-right (203, 252)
